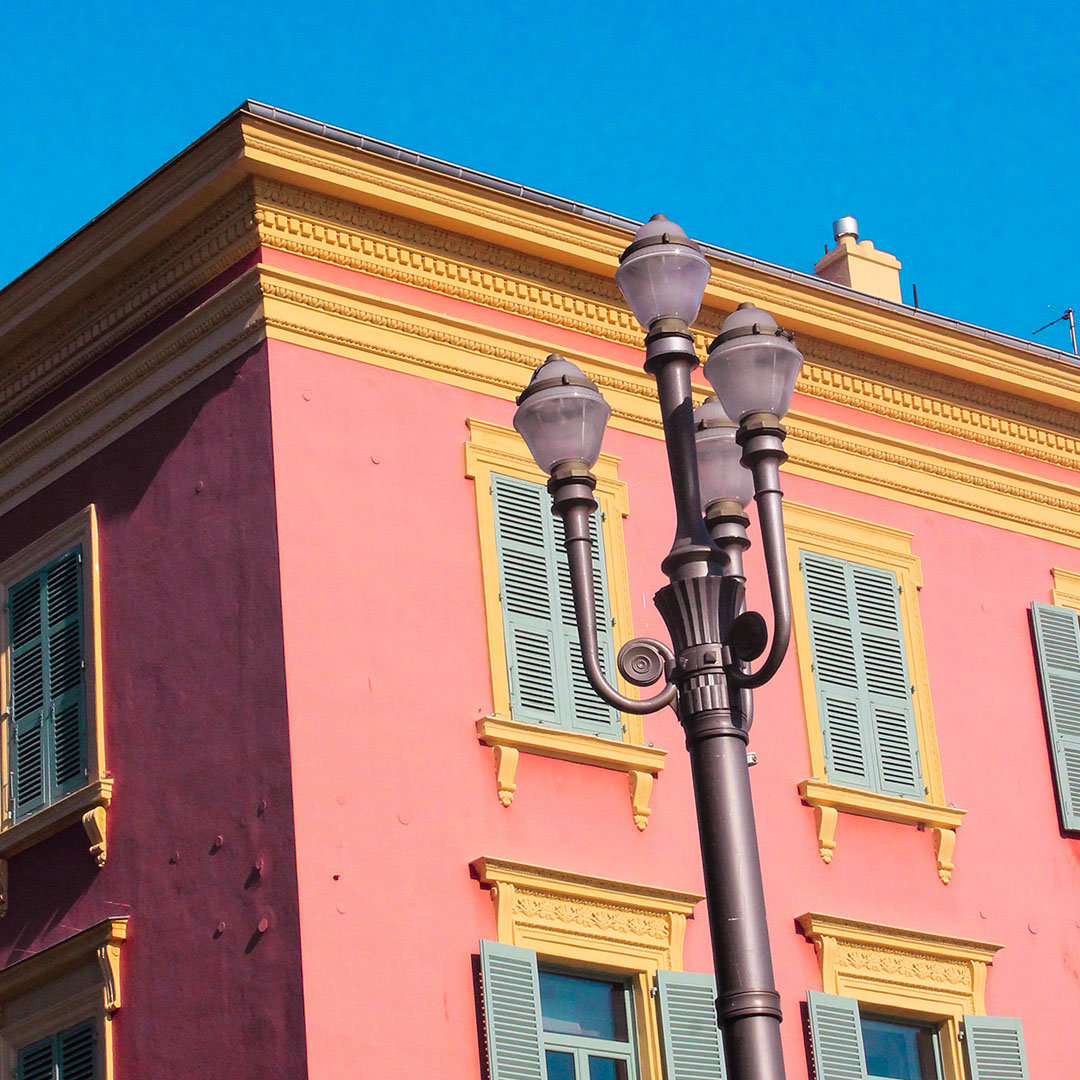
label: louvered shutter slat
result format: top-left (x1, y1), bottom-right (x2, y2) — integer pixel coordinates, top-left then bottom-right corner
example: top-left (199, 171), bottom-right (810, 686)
top-left (58, 1020), bottom-right (96, 1080)
top-left (803, 553), bottom-right (874, 789)
top-left (807, 990), bottom-right (868, 1080)
top-left (963, 1015), bottom-right (1028, 1080)
top-left (852, 564), bottom-right (922, 798)
top-left (494, 476), bottom-right (563, 726)
top-left (554, 512), bottom-right (620, 738)
top-left (17, 1036), bottom-right (54, 1080)
top-left (480, 940), bottom-right (548, 1080)
top-left (656, 970), bottom-right (727, 1080)
top-left (1031, 602), bottom-right (1080, 832)
top-left (10, 571), bottom-right (47, 819)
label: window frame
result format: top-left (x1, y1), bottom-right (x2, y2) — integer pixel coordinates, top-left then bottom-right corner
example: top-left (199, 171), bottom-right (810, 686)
top-left (799, 913), bottom-right (1001, 1080)
top-left (473, 857), bottom-right (705, 1080)
top-left (466, 420), bottom-right (666, 830)
top-left (0, 507), bottom-right (109, 884)
top-left (783, 502), bottom-right (965, 881)
top-left (0, 917), bottom-right (125, 1080)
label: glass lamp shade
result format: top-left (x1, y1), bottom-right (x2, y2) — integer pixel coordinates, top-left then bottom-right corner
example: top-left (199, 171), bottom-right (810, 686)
top-left (513, 354), bottom-right (612, 474)
top-left (694, 396), bottom-right (755, 509)
top-left (615, 215), bottom-right (712, 331)
top-left (703, 303), bottom-right (804, 422)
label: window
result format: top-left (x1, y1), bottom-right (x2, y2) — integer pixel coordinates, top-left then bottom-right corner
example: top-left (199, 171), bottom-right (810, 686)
top-left (806, 993), bottom-right (1028, 1080)
top-left (1029, 598), bottom-right (1080, 834)
top-left (16, 1019), bottom-right (98, 1080)
top-left (473, 858), bottom-right (723, 1080)
top-left (0, 917), bottom-right (125, 1080)
top-left (799, 913), bottom-right (1027, 1080)
top-left (784, 503), bottom-right (964, 882)
top-left (466, 421), bottom-right (666, 829)
top-left (0, 507), bottom-right (110, 891)
top-left (539, 970), bottom-right (637, 1080)
top-left (861, 1012), bottom-right (943, 1080)
top-left (492, 472), bottom-right (619, 740)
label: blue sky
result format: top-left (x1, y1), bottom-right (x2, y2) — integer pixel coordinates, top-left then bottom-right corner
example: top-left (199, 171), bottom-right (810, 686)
top-left (4, 1), bottom-right (1078, 350)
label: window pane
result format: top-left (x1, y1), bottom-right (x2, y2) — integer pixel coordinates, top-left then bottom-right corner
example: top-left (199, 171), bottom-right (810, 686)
top-left (588, 1056), bottom-right (629, 1080)
top-left (861, 1018), bottom-right (927, 1080)
top-left (539, 972), bottom-right (628, 1040)
top-left (546, 1050), bottom-right (576, 1080)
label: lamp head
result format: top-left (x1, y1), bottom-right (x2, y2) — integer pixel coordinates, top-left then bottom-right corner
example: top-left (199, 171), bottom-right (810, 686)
top-left (694, 395), bottom-right (755, 510)
top-left (615, 215), bottom-right (712, 333)
top-left (513, 354), bottom-right (612, 475)
top-left (703, 302), bottom-right (804, 423)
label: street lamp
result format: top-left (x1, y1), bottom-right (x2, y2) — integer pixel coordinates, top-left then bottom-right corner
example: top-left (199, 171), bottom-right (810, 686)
top-left (513, 214), bottom-right (803, 1080)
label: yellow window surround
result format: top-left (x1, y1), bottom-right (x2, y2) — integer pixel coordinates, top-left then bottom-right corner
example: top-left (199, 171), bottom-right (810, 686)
top-left (1050, 567), bottom-right (1080, 610)
top-left (473, 857), bottom-right (703, 1080)
top-left (0, 506), bottom-right (111, 914)
top-left (0, 917), bottom-right (126, 1080)
top-left (798, 912), bottom-right (1001, 1080)
top-left (784, 502), bottom-right (966, 882)
top-left (465, 419), bottom-right (666, 829)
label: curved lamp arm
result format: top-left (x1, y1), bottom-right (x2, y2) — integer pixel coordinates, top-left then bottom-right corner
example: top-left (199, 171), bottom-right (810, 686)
top-left (726, 437), bottom-right (793, 690)
top-left (559, 501), bottom-right (678, 715)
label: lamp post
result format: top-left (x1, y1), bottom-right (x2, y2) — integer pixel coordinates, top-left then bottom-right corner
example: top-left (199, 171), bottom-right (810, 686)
top-left (513, 215), bottom-right (804, 1080)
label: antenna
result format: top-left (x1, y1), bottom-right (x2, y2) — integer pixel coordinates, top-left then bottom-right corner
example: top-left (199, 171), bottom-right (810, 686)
top-left (1033, 308), bottom-right (1078, 356)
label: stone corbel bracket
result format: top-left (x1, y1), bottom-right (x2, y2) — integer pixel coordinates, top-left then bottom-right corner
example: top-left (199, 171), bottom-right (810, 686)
top-left (799, 779), bottom-right (964, 883)
top-left (0, 778), bottom-right (114, 915)
top-left (477, 716), bottom-right (666, 830)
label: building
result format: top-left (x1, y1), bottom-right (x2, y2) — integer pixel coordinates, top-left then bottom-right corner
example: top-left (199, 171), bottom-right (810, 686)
top-left (0, 101), bottom-right (1077, 1078)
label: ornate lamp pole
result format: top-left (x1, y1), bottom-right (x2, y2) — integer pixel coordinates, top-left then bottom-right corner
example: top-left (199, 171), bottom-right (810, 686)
top-left (513, 215), bottom-right (804, 1080)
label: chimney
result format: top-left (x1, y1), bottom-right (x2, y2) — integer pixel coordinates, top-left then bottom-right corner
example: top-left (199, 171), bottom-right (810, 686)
top-left (813, 216), bottom-right (902, 303)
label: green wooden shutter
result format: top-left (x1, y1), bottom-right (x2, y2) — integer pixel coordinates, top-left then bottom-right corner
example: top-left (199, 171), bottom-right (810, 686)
top-left (46, 551), bottom-right (87, 801)
top-left (16, 1035), bottom-right (54, 1080)
top-left (9, 548), bottom-right (86, 822)
top-left (479, 940), bottom-right (548, 1080)
top-left (10, 569), bottom-right (48, 819)
top-left (806, 990), bottom-right (868, 1080)
top-left (553, 510), bottom-right (620, 738)
top-left (656, 970), bottom-right (727, 1080)
top-left (493, 475), bottom-right (564, 727)
top-left (801, 552), bottom-right (922, 799)
top-left (962, 1015), bottom-right (1028, 1080)
top-left (1030, 602), bottom-right (1080, 832)
top-left (492, 473), bottom-right (620, 739)
top-left (57, 1020), bottom-right (96, 1080)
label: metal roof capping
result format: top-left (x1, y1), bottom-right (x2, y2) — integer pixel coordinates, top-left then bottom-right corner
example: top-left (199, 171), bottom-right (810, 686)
top-left (243, 100), bottom-right (1076, 368)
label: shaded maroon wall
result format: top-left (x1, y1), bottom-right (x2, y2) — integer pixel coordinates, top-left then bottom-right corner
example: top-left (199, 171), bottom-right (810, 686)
top-left (0, 342), bottom-right (306, 1078)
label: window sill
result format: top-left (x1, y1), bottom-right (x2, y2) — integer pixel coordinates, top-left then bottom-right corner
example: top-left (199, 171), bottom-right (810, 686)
top-left (798, 778), bottom-right (965, 883)
top-left (477, 716), bottom-right (667, 830)
top-left (0, 778), bottom-right (113, 897)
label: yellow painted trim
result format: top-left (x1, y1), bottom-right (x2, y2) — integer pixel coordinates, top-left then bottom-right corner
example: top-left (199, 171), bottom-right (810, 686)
top-left (1051, 567), bottom-right (1080, 611)
top-left (257, 262), bottom-right (1080, 548)
top-left (477, 717), bottom-right (667, 830)
top-left (473, 858), bottom-right (703, 1080)
top-left (465, 420), bottom-right (667, 829)
top-left (784, 502), bottom-right (966, 882)
top-left (0, 917), bottom-right (127, 1080)
top-left (798, 912), bottom-right (1001, 1080)
top-left (0, 507), bottom-right (109, 881)
top-left (252, 178), bottom-right (1080, 472)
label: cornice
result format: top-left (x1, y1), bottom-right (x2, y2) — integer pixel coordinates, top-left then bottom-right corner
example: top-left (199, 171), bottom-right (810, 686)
top-left (0, 182), bottom-right (258, 429)
top-left (252, 179), bottom-right (1080, 469)
top-left (0, 270), bottom-right (264, 519)
top-left (257, 263), bottom-right (1080, 548)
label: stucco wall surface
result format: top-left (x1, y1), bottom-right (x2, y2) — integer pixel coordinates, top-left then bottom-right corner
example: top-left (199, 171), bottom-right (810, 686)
top-left (0, 343), bottom-right (307, 1079)
top-left (269, 322), bottom-right (1080, 1079)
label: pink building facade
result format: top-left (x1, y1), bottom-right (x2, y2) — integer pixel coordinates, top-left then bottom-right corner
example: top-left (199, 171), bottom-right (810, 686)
top-left (0, 102), bottom-right (1077, 1078)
